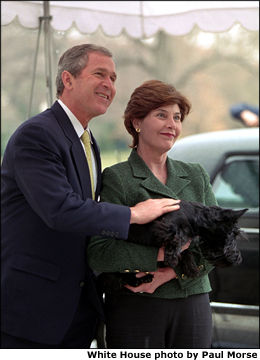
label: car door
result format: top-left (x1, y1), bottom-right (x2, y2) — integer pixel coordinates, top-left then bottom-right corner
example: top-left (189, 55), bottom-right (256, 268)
top-left (209, 153), bottom-right (259, 348)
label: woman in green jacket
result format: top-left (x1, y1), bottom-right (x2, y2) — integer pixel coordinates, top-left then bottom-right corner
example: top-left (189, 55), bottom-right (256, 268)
top-left (87, 80), bottom-right (217, 349)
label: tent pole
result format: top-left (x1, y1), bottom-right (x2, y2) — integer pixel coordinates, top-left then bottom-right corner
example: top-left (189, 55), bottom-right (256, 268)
top-left (27, 17), bottom-right (43, 118)
top-left (43, 1), bottom-right (53, 107)
top-left (139, 1), bottom-right (145, 38)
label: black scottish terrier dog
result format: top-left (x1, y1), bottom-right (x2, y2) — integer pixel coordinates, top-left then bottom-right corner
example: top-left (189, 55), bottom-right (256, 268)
top-left (119, 200), bottom-right (248, 287)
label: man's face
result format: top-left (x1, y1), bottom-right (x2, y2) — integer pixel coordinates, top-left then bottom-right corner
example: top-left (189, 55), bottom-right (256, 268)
top-left (70, 52), bottom-right (117, 121)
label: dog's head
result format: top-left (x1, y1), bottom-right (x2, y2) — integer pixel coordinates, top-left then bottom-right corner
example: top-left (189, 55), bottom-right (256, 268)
top-left (195, 206), bottom-right (248, 238)
top-left (201, 228), bottom-right (247, 267)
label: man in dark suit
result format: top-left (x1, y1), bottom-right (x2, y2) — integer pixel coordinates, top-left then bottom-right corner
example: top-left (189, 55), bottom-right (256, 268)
top-left (1, 44), bottom-right (179, 348)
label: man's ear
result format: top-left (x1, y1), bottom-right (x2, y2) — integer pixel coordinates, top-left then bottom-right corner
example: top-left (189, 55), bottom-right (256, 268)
top-left (61, 70), bottom-right (73, 90)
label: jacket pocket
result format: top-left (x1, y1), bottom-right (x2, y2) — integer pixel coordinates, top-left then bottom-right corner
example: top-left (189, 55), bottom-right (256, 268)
top-left (11, 254), bottom-right (60, 281)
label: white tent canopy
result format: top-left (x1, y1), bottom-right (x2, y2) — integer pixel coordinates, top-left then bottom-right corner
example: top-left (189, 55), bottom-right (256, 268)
top-left (2, 1), bottom-right (259, 112)
top-left (2, 1), bottom-right (259, 38)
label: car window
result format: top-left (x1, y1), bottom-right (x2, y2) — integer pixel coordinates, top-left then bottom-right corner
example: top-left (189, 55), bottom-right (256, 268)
top-left (212, 156), bottom-right (259, 210)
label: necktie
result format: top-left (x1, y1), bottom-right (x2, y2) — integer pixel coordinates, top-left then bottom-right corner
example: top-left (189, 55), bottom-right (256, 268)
top-left (81, 130), bottom-right (95, 199)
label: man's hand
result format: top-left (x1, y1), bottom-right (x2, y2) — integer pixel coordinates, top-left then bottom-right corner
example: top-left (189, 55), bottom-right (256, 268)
top-left (241, 110), bottom-right (259, 127)
top-left (130, 198), bottom-right (180, 224)
top-left (124, 267), bottom-right (177, 294)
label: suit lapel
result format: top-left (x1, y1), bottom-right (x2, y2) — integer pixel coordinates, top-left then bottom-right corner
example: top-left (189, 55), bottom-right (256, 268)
top-left (51, 101), bottom-right (92, 200)
top-left (166, 159), bottom-right (191, 197)
top-left (71, 142), bottom-right (92, 200)
top-left (129, 149), bottom-right (191, 199)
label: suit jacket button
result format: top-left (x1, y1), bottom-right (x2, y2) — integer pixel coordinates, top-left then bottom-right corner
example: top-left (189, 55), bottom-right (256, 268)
top-left (79, 281), bottom-right (85, 287)
top-left (181, 274), bottom-right (187, 280)
top-left (124, 269), bottom-right (130, 273)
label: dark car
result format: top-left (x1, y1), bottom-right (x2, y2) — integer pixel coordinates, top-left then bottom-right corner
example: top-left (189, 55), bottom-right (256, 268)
top-left (168, 127), bottom-right (259, 348)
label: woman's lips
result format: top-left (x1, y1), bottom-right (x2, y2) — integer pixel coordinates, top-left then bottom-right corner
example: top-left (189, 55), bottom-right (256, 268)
top-left (160, 132), bottom-right (175, 138)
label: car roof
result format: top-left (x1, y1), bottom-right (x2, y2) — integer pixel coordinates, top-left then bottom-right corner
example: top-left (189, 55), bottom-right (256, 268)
top-left (168, 128), bottom-right (259, 177)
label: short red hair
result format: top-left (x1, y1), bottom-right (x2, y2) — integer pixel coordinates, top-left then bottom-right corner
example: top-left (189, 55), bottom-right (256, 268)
top-left (124, 80), bottom-right (191, 148)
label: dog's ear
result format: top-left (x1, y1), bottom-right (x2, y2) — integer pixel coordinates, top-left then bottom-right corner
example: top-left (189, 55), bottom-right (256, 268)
top-left (234, 208), bottom-right (248, 218)
top-left (221, 208), bottom-right (248, 223)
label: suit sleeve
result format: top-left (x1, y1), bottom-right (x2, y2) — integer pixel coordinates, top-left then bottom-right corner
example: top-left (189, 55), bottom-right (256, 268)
top-left (7, 122), bottom-right (130, 238)
top-left (230, 103), bottom-right (259, 121)
top-left (87, 166), bottom-right (159, 273)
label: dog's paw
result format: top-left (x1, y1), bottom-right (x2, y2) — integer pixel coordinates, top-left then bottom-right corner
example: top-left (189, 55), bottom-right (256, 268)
top-left (120, 273), bottom-right (154, 287)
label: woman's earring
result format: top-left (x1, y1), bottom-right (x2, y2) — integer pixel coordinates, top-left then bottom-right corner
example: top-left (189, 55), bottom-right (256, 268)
top-left (135, 128), bottom-right (141, 133)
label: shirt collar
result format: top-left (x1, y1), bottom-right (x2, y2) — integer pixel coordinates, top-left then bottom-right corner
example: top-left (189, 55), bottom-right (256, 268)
top-left (58, 99), bottom-right (91, 140)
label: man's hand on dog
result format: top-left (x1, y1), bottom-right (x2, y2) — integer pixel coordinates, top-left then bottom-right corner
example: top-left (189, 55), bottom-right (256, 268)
top-left (130, 198), bottom-right (180, 224)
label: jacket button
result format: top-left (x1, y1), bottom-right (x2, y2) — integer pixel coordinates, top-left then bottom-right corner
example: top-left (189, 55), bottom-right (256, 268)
top-left (124, 269), bottom-right (130, 273)
top-left (181, 274), bottom-right (187, 280)
top-left (134, 270), bottom-right (140, 273)
top-left (79, 281), bottom-right (85, 287)
top-left (198, 264), bottom-right (204, 271)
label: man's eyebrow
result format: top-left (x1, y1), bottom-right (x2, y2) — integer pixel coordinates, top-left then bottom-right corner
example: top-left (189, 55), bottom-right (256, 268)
top-left (93, 67), bottom-right (117, 79)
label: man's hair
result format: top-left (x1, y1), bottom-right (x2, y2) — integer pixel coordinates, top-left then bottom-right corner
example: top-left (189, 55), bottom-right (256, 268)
top-left (124, 80), bottom-right (191, 148)
top-left (56, 44), bottom-right (113, 97)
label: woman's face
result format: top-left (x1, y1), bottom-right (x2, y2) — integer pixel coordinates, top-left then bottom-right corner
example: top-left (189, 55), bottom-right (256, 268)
top-left (134, 104), bottom-right (182, 154)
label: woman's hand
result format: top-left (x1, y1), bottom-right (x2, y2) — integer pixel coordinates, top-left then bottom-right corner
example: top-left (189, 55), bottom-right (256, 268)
top-left (124, 267), bottom-right (177, 294)
top-left (124, 240), bottom-right (191, 294)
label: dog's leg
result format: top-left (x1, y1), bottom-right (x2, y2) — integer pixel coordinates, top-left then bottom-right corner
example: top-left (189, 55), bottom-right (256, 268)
top-left (179, 251), bottom-right (200, 278)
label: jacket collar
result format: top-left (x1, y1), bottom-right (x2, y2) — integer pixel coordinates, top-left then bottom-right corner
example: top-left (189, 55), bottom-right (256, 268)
top-left (128, 149), bottom-right (191, 199)
top-left (51, 101), bottom-right (101, 200)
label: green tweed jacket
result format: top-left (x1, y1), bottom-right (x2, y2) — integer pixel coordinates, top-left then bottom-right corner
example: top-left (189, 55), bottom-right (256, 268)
top-left (87, 149), bottom-right (218, 299)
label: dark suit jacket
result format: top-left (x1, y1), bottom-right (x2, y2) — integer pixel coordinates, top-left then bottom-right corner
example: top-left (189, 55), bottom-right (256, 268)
top-left (1, 101), bottom-right (130, 344)
top-left (88, 149), bottom-right (217, 299)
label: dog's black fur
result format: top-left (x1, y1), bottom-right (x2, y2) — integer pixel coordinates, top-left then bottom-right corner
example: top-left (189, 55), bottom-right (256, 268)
top-left (115, 200), bottom-right (248, 287)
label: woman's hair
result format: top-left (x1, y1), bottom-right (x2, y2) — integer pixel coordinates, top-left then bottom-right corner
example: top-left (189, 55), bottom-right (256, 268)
top-left (124, 80), bottom-right (191, 148)
top-left (56, 44), bottom-right (113, 97)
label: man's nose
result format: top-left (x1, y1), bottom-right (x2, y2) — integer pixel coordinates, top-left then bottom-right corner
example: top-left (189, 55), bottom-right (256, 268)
top-left (102, 76), bottom-right (114, 88)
